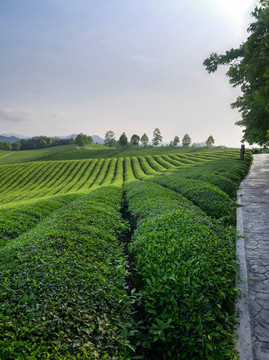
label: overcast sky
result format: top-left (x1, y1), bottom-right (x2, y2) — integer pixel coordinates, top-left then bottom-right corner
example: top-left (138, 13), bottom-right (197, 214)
top-left (0, 0), bottom-right (258, 146)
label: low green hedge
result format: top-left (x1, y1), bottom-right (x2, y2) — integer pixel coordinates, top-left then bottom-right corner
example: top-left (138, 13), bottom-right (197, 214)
top-left (0, 187), bottom-right (133, 359)
top-left (123, 180), bottom-right (204, 225)
top-left (148, 174), bottom-right (236, 225)
top-left (0, 194), bottom-right (80, 247)
top-left (124, 181), bottom-right (238, 359)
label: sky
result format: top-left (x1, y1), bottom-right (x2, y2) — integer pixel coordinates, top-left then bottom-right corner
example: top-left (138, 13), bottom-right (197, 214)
top-left (0, 0), bottom-right (258, 147)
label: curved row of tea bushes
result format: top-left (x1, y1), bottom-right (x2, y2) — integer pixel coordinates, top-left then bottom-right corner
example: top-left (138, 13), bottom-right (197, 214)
top-left (124, 180), bottom-right (238, 359)
top-left (149, 174), bottom-right (236, 225)
top-left (0, 194), bottom-right (80, 247)
top-left (170, 156), bottom-right (252, 199)
top-left (0, 187), bottom-right (133, 359)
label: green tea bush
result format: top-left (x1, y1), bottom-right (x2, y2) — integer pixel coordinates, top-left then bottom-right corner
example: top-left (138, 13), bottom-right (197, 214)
top-left (123, 181), bottom-right (204, 225)
top-left (124, 181), bottom-right (238, 359)
top-left (149, 174), bottom-right (236, 225)
top-left (169, 165), bottom-right (239, 198)
top-left (0, 187), bottom-right (133, 359)
top-left (0, 194), bottom-right (80, 246)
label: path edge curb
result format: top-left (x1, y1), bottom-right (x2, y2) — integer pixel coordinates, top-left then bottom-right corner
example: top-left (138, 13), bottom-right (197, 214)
top-left (236, 184), bottom-right (253, 360)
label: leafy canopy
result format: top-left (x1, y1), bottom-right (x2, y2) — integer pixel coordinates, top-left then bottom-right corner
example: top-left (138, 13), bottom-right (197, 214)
top-left (119, 132), bottom-right (128, 147)
top-left (130, 134), bottom-right (140, 146)
top-left (173, 136), bottom-right (180, 146)
top-left (104, 130), bottom-right (116, 147)
top-left (152, 128), bottom-right (163, 146)
top-left (203, 1), bottom-right (269, 146)
top-left (75, 133), bottom-right (93, 147)
top-left (182, 133), bottom-right (191, 147)
top-left (141, 133), bottom-right (149, 146)
top-left (206, 135), bottom-right (215, 147)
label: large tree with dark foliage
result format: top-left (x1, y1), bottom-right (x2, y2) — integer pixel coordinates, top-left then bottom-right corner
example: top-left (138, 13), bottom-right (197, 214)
top-left (203, 1), bottom-right (269, 146)
top-left (119, 132), bottom-right (128, 147)
top-left (75, 133), bottom-right (93, 147)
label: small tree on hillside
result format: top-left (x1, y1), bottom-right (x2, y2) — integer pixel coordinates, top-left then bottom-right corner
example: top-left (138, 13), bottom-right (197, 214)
top-left (152, 128), bottom-right (163, 146)
top-left (104, 131), bottom-right (116, 147)
top-left (130, 134), bottom-right (140, 146)
top-left (141, 133), bottom-right (149, 146)
top-left (206, 135), bottom-right (215, 147)
top-left (182, 134), bottom-right (191, 147)
top-left (173, 136), bottom-right (180, 146)
top-left (119, 132), bottom-right (128, 147)
top-left (75, 133), bottom-right (93, 147)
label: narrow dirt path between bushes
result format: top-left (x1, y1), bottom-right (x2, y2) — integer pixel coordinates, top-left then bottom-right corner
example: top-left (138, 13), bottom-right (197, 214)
top-left (0, 152), bottom-right (14, 158)
top-left (237, 154), bottom-right (269, 360)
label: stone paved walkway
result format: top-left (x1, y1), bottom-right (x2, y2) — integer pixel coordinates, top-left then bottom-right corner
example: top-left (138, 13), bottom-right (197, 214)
top-left (237, 154), bottom-right (269, 360)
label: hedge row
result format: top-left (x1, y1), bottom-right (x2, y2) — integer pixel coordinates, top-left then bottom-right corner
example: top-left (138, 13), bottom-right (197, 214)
top-left (124, 180), bottom-right (238, 359)
top-left (0, 194), bottom-right (80, 247)
top-left (148, 174), bottom-right (236, 225)
top-left (169, 157), bottom-right (251, 198)
top-left (0, 187), bottom-right (133, 359)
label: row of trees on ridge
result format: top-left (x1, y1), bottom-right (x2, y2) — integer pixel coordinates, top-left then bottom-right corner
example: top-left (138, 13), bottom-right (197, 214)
top-left (0, 136), bottom-right (75, 151)
top-left (103, 129), bottom-right (215, 148)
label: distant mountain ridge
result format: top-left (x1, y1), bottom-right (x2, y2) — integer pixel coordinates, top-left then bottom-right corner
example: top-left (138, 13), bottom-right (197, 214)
top-left (0, 134), bottom-right (105, 144)
top-left (0, 135), bottom-right (21, 143)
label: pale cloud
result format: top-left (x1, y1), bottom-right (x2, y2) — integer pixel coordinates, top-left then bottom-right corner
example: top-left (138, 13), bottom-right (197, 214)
top-left (0, 109), bottom-right (30, 123)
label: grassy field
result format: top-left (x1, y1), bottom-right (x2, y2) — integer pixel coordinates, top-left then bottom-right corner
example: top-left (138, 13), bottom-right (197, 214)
top-left (0, 144), bottom-right (252, 359)
top-left (0, 145), bottom-right (76, 164)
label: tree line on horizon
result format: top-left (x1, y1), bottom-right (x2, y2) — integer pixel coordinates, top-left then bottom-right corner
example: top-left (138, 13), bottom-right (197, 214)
top-left (103, 128), bottom-right (215, 148)
top-left (0, 136), bottom-right (75, 151)
top-left (0, 130), bottom-right (215, 152)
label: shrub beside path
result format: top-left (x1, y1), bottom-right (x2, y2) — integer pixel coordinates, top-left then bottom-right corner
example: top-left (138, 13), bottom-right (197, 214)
top-left (237, 154), bottom-right (269, 360)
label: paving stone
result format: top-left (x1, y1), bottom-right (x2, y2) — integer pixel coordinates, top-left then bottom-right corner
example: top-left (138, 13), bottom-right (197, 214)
top-left (256, 293), bottom-right (269, 310)
top-left (237, 154), bottom-right (269, 360)
top-left (254, 342), bottom-right (269, 360)
top-left (249, 273), bottom-right (267, 282)
top-left (251, 265), bottom-right (268, 274)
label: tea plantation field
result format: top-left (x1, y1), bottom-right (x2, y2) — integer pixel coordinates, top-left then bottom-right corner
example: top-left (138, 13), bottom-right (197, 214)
top-left (0, 146), bottom-right (252, 359)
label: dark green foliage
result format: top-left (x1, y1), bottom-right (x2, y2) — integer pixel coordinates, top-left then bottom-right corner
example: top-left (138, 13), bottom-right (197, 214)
top-left (119, 132), bottom-right (128, 147)
top-left (0, 141), bottom-right (11, 151)
top-left (182, 134), bottom-right (191, 147)
top-left (0, 149), bottom-right (252, 359)
top-left (206, 135), bottom-right (215, 147)
top-left (124, 180), bottom-right (239, 359)
top-left (168, 157), bottom-right (252, 199)
top-left (0, 194), bottom-right (80, 247)
top-left (20, 136), bottom-right (75, 150)
top-left (104, 130), bottom-right (117, 148)
top-left (152, 128), bottom-right (163, 146)
top-left (123, 180), bottom-right (204, 224)
top-left (149, 173), bottom-right (236, 224)
top-left (75, 133), bottom-right (93, 147)
top-left (140, 133), bottom-right (149, 146)
top-left (0, 187), bottom-right (133, 359)
top-left (130, 134), bottom-right (140, 146)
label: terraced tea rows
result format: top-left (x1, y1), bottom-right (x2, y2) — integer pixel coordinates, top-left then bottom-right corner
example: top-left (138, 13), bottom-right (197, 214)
top-left (0, 187), bottom-right (133, 359)
top-left (0, 146), bottom-right (253, 359)
top-left (0, 145), bottom-right (75, 164)
top-left (0, 150), bottom-right (240, 205)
